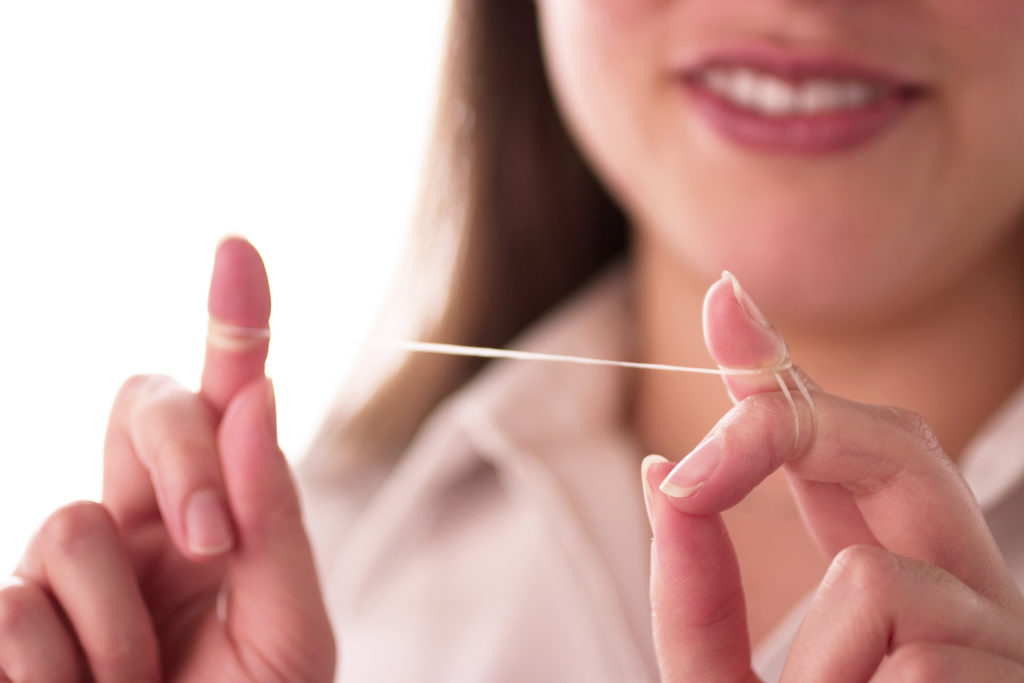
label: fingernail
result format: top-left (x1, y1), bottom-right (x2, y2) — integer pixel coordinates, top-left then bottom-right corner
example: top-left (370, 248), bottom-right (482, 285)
top-left (659, 436), bottom-right (721, 498)
top-left (265, 377), bottom-right (278, 441)
top-left (722, 271), bottom-right (771, 329)
top-left (185, 489), bottom-right (235, 556)
top-left (641, 454), bottom-right (669, 523)
top-left (216, 232), bottom-right (250, 249)
top-left (0, 575), bottom-right (25, 590)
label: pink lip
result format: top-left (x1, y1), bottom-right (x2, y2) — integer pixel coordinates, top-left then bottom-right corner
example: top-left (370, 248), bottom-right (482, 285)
top-left (679, 45), bottom-right (927, 155)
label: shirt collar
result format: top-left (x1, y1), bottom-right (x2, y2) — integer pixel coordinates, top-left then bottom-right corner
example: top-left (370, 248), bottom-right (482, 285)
top-left (958, 381), bottom-right (1024, 510)
top-left (449, 264), bottom-right (636, 459)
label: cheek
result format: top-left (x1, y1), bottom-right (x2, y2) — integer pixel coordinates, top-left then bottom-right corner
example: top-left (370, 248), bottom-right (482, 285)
top-left (930, 0), bottom-right (1024, 93)
top-left (930, 0), bottom-right (1024, 25)
top-left (576, 0), bottom-right (668, 23)
top-left (935, 2), bottom-right (1024, 229)
top-left (537, 0), bottom-right (668, 208)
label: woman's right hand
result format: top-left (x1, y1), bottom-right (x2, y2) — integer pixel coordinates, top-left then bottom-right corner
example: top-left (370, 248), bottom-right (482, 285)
top-left (644, 275), bottom-right (1024, 681)
top-left (0, 238), bottom-right (336, 682)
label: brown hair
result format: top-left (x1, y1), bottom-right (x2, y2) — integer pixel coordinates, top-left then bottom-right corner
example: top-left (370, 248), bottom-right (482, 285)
top-left (307, 0), bottom-right (626, 473)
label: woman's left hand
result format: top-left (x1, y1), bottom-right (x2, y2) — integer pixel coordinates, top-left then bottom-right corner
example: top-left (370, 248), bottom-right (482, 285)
top-left (643, 275), bottom-right (1024, 682)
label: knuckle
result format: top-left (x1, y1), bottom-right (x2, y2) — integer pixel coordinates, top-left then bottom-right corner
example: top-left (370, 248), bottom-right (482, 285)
top-left (729, 392), bottom-right (803, 465)
top-left (129, 376), bottom-right (190, 427)
top-left (888, 406), bottom-right (946, 458)
top-left (90, 637), bottom-right (137, 673)
top-left (150, 437), bottom-right (196, 475)
top-left (113, 374), bottom-right (184, 440)
top-left (146, 429), bottom-right (218, 493)
top-left (724, 396), bottom-right (776, 478)
top-left (41, 501), bottom-right (116, 559)
top-left (882, 644), bottom-right (947, 682)
top-left (825, 545), bottom-right (900, 599)
top-left (131, 387), bottom-right (216, 472)
top-left (113, 373), bottom-right (165, 414)
top-left (0, 581), bottom-right (40, 635)
top-left (730, 393), bottom-right (770, 431)
top-left (732, 391), bottom-right (779, 422)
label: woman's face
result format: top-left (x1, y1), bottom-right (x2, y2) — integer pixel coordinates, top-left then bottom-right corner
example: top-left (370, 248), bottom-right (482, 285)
top-left (535, 1), bottom-right (1024, 326)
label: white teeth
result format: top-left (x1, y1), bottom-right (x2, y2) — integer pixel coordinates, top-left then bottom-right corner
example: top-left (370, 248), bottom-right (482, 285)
top-left (730, 69), bottom-right (759, 108)
top-left (841, 82), bottom-right (876, 108)
top-left (801, 80), bottom-right (843, 113)
top-left (699, 67), bottom-right (883, 116)
top-left (756, 76), bottom-right (798, 115)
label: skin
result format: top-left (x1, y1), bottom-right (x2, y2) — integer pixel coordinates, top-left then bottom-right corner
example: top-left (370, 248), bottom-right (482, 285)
top-left (534, 0), bottom-right (1024, 678)
top-left (0, 240), bottom-right (336, 681)
top-left (5, 3), bottom-right (1024, 682)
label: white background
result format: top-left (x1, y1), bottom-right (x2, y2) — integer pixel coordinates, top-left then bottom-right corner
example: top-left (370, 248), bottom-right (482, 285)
top-left (0, 2), bottom-right (450, 571)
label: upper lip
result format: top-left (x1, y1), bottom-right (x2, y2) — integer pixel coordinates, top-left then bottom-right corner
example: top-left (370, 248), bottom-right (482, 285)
top-left (679, 42), bottom-right (928, 94)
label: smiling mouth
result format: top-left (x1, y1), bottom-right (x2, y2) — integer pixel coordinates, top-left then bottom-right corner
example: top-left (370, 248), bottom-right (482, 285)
top-left (696, 66), bottom-right (915, 117)
top-left (681, 57), bottom-right (927, 154)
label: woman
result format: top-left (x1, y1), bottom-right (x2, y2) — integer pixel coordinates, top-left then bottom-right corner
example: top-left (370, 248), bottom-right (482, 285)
top-left (4, 1), bottom-right (1024, 680)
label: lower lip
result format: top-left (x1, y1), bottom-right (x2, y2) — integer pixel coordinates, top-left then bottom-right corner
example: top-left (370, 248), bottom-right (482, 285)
top-left (683, 79), bottom-right (918, 155)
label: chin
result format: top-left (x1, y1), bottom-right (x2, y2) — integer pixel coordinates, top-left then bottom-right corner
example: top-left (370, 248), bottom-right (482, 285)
top-left (658, 210), bottom-right (921, 328)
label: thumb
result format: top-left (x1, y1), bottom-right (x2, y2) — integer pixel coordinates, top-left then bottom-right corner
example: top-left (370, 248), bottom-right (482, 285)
top-left (217, 377), bottom-right (336, 678)
top-left (704, 271), bottom-right (799, 404)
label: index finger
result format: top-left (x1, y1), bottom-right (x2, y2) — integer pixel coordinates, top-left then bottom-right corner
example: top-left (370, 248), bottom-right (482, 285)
top-left (201, 236), bottom-right (272, 414)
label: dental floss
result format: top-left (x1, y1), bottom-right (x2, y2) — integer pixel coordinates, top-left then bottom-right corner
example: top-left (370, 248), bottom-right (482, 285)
top-left (393, 340), bottom-right (791, 377)
top-left (788, 366), bottom-right (817, 448)
top-left (392, 340), bottom-right (813, 448)
top-left (774, 372), bottom-right (800, 441)
top-left (207, 320), bottom-right (271, 351)
top-left (202, 321), bottom-right (815, 450)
